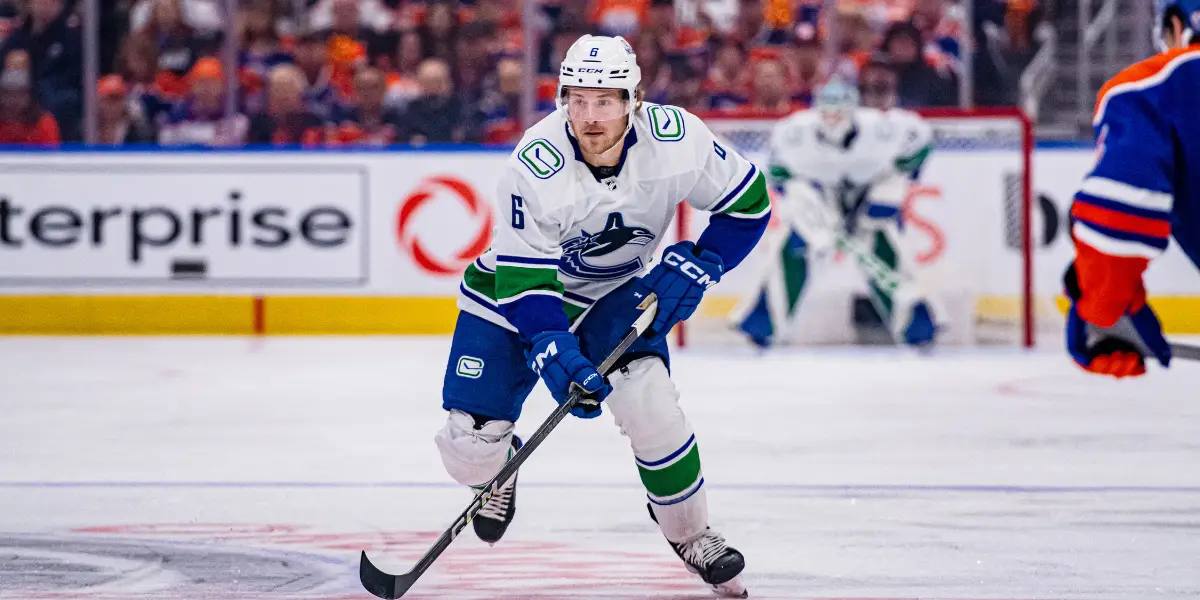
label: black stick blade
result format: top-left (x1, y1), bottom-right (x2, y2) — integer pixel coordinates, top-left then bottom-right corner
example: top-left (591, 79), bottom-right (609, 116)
top-left (360, 551), bottom-right (415, 599)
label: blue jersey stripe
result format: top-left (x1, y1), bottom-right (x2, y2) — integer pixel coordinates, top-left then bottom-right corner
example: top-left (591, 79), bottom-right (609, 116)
top-left (1075, 217), bottom-right (1170, 249)
top-left (1074, 191), bottom-right (1172, 221)
top-left (496, 255), bottom-right (561, 267)
top-left (459, 283), bottom-right (502, 315)
top-left (563, 290), bottom-right (596, 305)
top-left (710, 165), bottom-right (758, 213)
top-left (635, 434), bottom-right (696, 467)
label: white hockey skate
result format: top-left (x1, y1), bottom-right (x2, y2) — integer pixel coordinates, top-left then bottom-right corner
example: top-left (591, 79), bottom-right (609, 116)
top-left (649, 504), bottom-right (748, 597)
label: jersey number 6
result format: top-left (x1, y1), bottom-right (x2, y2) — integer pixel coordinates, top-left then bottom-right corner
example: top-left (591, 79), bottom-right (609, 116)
top-left (511, 195), bottom-right (525, 229)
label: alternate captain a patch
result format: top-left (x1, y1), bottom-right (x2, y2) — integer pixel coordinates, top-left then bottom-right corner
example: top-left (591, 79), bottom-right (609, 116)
top-left (560, 213), bottom-right (656, 281)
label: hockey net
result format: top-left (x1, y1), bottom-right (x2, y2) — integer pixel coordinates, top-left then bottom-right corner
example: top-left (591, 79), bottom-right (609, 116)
top-left (678, 107), bottom-right (1057, 348)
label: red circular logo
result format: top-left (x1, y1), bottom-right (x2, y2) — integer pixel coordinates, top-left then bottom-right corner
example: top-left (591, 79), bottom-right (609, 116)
top-left (397, 176), bottom-right (493, 276)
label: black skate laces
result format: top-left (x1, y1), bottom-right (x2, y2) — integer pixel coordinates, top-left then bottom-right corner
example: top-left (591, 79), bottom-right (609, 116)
top-left (677, 530), bottom-right (729, 567)
top-left (477, 480), bottom-right (514, 520)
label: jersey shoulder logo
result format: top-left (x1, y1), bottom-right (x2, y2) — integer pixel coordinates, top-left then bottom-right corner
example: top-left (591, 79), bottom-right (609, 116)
top-left (560, 212), bottom-right (656, 281)
top-left (517, 138), bottom-right (565, 179)
top-left (647, 105), bottom-right (686, 142)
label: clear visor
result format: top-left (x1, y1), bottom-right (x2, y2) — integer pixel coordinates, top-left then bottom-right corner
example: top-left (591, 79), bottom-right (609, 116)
top-left (564, 91), bottom-right (631, 122)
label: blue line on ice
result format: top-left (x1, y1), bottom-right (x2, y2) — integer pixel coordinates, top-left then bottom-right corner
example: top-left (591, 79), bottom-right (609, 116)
top-left (3, 481), bottom-right (1200, 493)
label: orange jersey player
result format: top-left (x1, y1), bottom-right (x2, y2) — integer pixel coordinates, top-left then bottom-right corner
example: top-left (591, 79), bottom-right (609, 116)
top-left (1064, 0), bottom-right (1200, 377)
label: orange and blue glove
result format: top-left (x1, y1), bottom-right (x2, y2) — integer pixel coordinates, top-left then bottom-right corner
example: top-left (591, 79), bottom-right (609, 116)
top-left (1063, 243), bottom-right (1171, 378)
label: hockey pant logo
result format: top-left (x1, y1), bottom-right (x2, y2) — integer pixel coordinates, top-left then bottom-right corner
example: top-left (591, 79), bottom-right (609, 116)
top-left (663, 251), bottom-right (718, 289)
top-left (456, 356), bottom-right (485, 379)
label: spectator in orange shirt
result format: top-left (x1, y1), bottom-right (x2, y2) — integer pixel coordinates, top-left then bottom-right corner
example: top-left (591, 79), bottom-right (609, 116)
top-left (0, 66), bottom-right (59, 145)
top-left (384, 29), bottom-right (423, 109)
top-left (138, 0), bottom-right (221, 100)
top-left (96, 75), bottom-right (156, 145)
top-left (330, 67), bottom-right (402, 146)
top-left (158, 57), bottom-right (249, 146)
top-left (248, 64), bottom-right (325, 145)
top-left (591, 0), bottom-right (646, 37)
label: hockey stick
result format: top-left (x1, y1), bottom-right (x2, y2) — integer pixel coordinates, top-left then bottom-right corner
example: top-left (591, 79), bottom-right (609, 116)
top-left (1170, 342), bottom-right (1200, 362)
top-left (359, 294), bottom-right (659, 599)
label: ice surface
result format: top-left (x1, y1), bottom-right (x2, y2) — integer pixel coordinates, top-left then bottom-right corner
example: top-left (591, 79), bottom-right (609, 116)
top-left (1, 336), bottom-right (1198, 599)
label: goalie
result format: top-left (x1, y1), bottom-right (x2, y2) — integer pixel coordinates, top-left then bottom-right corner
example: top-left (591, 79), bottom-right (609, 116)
top-left (731, 79), bottom-right (941, 348)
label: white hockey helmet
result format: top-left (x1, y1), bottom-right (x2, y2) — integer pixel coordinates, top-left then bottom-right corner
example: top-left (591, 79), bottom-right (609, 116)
top-left (557, 35), bottom-right (642, 130)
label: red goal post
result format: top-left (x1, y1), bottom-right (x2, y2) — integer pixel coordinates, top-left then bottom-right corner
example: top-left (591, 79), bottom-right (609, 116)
top-left (678, 107), bottom-right (1036, 348)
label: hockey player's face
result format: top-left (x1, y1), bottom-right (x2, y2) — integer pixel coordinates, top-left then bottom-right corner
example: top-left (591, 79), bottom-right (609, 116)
top-left (565, 88), bottom-right (629, 155)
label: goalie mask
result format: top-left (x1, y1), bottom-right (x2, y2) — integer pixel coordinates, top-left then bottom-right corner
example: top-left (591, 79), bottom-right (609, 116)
top-left (814, 79), bottom-right (861, 141)
top-left (557, 35), bottom-right (642, 137)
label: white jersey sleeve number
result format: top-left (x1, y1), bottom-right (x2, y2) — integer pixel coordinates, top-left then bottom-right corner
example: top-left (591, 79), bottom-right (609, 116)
top-left (683, 113), bottom-right (761, 213)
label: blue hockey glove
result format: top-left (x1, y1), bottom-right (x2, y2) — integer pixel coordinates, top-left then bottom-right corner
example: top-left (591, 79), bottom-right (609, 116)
top-left (640, 241), bottom-right (724, 342)
top-left (525, 330), bottom-right (612, 418)
top-left (1064, 263), bottom-right (1171, 378)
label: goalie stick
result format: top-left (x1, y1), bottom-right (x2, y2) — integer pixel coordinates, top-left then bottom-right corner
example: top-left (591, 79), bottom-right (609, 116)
top-left (359, 293), bottom-right (659, 599)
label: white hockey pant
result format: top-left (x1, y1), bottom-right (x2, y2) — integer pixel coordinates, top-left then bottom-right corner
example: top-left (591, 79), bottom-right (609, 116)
top-left (432, 356), bottom-right (707, 543)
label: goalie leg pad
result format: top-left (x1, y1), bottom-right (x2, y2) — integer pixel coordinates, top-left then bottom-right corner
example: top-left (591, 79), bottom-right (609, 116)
top-left (433, 409), bottom-right (516, 487)
top-left (606, 357), bottom-right (708, 543)
top-left (731, 229), bottom-right (811, 348)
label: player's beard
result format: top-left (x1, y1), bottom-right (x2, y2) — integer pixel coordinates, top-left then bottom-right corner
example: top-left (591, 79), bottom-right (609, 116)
top-left (575, 118), bottom-right (626, 158)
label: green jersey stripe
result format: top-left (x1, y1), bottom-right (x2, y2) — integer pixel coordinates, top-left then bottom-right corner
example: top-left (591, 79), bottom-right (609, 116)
top-left (895, 143), bottom-right (933, 175)
top-left (495, 264), bottom-right (565, 301)
top-left (461, 262), bottom-right (588, 322)
top-left (463, 263), bottom-right (498, 301)
top-left (719, 172), bottom-right (770, 217)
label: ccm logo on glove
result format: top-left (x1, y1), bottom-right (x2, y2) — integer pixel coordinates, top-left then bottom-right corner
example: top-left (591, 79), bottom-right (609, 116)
top-left (531, 341), bottom-right (557, 375)
top-left (663, 251), bottom-right (719, 289)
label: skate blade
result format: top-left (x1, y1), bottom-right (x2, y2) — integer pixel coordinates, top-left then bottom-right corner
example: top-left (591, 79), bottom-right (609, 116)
top-left (710, 575), bottom-right (747, 598)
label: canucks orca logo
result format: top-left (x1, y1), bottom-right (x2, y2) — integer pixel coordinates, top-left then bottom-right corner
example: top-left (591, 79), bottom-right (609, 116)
top-left (559, 213), bottom-right (655, 281)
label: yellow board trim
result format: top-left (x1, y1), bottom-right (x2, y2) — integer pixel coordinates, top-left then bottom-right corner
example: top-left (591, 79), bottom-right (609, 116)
top-left (0, 296), bottom-right (255, 334)
top-left (0, 296), bottom-right (460, 335)
top-left (1, 294), bottom-right (1198, 335)
top-left (265, 296), bottom-right (459, 334)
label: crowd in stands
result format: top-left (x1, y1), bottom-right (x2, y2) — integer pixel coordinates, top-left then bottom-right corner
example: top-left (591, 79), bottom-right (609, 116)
top-left (0, 0), bottom-right (1042, 146)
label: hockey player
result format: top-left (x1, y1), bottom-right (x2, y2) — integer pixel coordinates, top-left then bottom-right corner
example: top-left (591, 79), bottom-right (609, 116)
top-left (732, 79), bottom-right (938, 348)
top-left (433, 34), bottom-right (770, 596)
top-left (1064, 0), bottom-right (1200, 378)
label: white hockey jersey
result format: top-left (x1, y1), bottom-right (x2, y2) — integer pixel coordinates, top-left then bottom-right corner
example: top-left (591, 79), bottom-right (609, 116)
top-left (768, 107), bottom-right (933, 193)
top-left (459, 103), bottom-right (769, 333)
